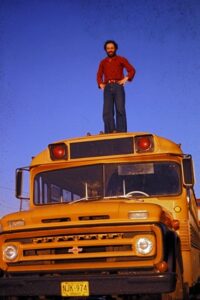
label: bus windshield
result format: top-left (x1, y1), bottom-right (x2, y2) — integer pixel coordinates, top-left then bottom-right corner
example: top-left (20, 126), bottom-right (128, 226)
top-left (34, 162), bottom-right (181, 204)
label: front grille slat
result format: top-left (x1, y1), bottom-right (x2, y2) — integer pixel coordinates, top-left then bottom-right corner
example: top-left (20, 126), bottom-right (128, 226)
top-left (23, 249), bottom-right (135, 261)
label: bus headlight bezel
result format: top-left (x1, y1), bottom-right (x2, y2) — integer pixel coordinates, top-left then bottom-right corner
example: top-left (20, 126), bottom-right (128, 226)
top-left (3, 244), bottom-right (19, 261)
top-left (136, 237), bottom-right (153, 255)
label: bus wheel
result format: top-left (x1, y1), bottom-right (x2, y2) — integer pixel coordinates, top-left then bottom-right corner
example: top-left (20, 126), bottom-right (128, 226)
top-left (161, 260), bottom-right (184, 300)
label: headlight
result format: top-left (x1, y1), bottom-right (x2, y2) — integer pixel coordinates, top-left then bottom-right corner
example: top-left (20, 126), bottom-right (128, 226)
top-left (3, 245), bottom-right (18, 261)
top-left (136, 237), bottom-right (153, 255)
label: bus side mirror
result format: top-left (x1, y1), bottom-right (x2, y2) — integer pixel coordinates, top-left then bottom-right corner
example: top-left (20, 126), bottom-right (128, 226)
top-left (15, 168), bottom-right (30, 200)
top-left (16, 169), bottom-right (23, 199)
top-left (182, 156), bottom-right (195, 187)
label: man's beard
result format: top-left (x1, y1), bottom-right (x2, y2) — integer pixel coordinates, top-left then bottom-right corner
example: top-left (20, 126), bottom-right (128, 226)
top-left (107, 50), bottom-right (116, 58)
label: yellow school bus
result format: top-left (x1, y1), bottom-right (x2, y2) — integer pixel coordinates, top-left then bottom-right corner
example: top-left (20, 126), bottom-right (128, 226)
top-left (0, 132), bottom-right (199, 300)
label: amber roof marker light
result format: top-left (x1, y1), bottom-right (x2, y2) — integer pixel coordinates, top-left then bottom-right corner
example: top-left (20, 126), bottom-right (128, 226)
top-left (48, 143), bottom-right (68, 160)
top-left (135, 135), bottom-right (154, 153)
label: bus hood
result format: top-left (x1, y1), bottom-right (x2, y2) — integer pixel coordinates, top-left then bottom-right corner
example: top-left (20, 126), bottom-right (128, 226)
top-left (0, 200), bottom-right (173, 232)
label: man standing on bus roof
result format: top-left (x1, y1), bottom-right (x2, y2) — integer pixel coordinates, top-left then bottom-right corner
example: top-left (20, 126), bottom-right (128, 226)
top-left (97, 40), bottom-right (136, 134)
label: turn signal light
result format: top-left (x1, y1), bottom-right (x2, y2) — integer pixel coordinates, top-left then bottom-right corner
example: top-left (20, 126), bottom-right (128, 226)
top-left (135, 135), bottom-right (154, 153)
top-left (172, 219), bottom-right (180, 231)
top-left (48, 143), bottom-right (68, 160)
top-left (155, 261), bottom-right (168, 273)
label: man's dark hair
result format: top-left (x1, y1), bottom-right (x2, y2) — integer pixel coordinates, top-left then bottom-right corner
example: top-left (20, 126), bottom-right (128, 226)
top-left (104, 40), bottom-right (118, 51)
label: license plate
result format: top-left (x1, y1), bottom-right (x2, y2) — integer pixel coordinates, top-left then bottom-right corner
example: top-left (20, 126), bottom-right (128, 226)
top-left (61, 281), bottom-right (89, 297)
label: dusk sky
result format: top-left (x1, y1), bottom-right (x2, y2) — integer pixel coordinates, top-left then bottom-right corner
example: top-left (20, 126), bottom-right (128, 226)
top-left (1, 0), bottom-right (200, 216)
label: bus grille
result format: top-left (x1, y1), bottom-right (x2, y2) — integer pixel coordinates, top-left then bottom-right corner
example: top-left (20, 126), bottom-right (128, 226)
top-left (6, 230), bottom-right (155, 270)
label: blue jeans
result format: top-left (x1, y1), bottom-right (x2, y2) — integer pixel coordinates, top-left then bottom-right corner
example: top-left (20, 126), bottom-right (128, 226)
top-left (103, 83), bottom-right (127, 133)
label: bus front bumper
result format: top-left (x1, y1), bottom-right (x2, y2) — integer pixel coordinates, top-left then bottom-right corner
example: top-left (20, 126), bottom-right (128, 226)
top-left (0, 272), bottom-right (176, 296)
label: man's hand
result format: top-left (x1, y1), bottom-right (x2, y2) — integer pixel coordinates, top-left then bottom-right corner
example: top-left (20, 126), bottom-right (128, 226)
top-left (99, 83), bottom-right (106, 90)
top-left (118, 76), bottom-right (129, 85)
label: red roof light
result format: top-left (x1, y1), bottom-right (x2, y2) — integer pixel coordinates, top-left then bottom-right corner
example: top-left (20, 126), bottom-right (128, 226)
top-left (49, 143), bottom-right (68, 160)
top-left (135, 135), bottom-right (154, 153)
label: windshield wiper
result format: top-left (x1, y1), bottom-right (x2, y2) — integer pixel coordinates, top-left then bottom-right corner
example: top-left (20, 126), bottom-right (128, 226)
top-left (69, 197), bottom-right (88, 204)
top-left (104, 195), bottom-right (145, 202)
top-left (70, 196), bottom-right (104, 204)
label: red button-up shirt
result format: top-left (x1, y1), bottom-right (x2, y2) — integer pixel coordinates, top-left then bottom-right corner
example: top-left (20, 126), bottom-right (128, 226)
top-left (97, 55), bottom-right (136, 86)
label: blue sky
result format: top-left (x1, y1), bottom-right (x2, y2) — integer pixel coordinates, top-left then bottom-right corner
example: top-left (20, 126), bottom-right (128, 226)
top-left (0, 0), bottom-right (200, 216)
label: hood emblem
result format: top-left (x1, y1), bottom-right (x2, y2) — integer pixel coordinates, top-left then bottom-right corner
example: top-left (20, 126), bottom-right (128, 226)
top-left (68, 246), bottom-right (83, 254)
